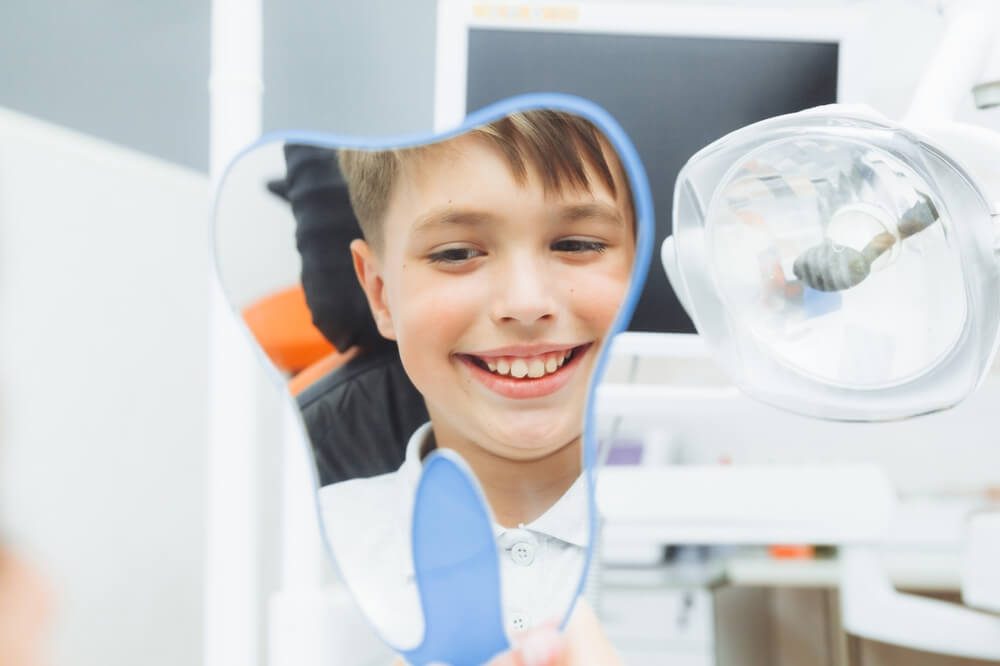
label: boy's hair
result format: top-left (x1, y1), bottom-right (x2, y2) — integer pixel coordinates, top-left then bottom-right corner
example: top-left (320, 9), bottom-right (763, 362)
top-left (338, 110), bottom-right (631, 252)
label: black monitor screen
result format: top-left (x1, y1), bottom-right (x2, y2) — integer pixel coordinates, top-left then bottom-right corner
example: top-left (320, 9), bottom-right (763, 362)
top-left (466, 29), bottom-right (838, 333)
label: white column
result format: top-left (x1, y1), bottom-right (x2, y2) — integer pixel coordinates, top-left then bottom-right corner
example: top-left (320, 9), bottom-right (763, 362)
top-left (206, 1), bottom-right (263, 665)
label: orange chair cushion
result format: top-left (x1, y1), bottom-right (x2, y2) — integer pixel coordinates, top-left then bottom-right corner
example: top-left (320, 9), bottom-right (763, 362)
top-left (288, 347), bottom-right (359, 396)
top-left (242, 285), bottom-right (336, 373)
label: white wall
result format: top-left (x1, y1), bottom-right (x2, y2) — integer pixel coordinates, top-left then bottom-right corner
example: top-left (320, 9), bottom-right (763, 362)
top-left (0, 108), bottom-right (210, 666)
top-left (0, 1), bottom-right (209, 171)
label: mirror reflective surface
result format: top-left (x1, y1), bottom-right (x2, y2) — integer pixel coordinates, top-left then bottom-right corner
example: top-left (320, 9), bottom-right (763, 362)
top-left (707, 138), bottom-right (965, 389)
top-left (212, 105), bottom-right (645, 655)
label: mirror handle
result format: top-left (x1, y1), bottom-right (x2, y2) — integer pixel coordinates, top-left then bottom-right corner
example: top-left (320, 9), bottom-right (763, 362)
top-left (402, 451), bottom-right (510, 665)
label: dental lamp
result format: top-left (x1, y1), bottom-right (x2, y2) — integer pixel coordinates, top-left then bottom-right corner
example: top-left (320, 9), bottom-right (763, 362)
top-left (662, 0), bottom-right (1000, 658)
top-left (663, 0), bottom-right (1000, 422)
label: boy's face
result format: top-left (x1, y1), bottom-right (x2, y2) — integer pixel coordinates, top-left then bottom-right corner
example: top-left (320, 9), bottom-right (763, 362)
top-left (353, 134), bottom-right (635, 462)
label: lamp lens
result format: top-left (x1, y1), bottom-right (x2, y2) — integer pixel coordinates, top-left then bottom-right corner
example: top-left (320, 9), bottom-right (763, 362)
top-left (706, 137), bottom-right (966, 389)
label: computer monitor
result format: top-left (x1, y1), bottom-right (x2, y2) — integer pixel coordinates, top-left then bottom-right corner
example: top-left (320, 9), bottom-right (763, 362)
top-left (435, 2), bottom-right (860, 333)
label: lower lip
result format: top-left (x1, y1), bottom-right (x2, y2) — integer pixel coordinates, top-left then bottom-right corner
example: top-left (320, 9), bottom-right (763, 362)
top-left (456, 344), bottom-right (593, 399)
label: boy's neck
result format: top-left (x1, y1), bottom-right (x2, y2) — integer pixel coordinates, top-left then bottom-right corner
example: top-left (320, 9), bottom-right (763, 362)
top-left (426, 429), bottom-right (581, 528)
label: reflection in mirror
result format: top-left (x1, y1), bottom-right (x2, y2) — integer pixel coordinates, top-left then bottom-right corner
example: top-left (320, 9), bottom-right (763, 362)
top-left (213, 109), bottom-right (638, 653)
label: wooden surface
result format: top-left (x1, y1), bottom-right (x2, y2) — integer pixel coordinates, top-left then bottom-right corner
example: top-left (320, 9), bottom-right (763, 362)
top-left (713, 586), bottom-right (1000, 666)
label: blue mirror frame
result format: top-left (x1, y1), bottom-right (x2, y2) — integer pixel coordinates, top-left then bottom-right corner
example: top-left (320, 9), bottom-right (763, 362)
top-left (210, 93), bottom-right (654, 665)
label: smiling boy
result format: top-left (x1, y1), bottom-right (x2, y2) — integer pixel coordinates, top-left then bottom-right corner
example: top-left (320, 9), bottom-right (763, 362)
top-left (319, 110), bottom-right (635, 647)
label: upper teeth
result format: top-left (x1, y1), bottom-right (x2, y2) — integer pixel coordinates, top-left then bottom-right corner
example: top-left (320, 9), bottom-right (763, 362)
top-left (483, 350), bottom-right (573, 378)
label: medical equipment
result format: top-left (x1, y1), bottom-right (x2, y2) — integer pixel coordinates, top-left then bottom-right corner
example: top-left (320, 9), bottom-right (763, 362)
top-left (660, 0), bottom-right (1000, 424)
top-left (664, 104), bottom-right (1000, 421)
top-left (655, 0), bottom-right (1000, 659)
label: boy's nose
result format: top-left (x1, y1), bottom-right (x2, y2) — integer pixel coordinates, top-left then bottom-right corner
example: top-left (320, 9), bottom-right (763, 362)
top-left (490, 258), bottom-right (558, 327)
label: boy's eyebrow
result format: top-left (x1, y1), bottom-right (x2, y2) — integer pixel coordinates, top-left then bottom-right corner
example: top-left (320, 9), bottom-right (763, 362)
top-left (412, 209), bottom-right (495, 234)
top-left (412, 202), bottom-right (625, 234)
top-left (558, 202), bottom-right (625, 227)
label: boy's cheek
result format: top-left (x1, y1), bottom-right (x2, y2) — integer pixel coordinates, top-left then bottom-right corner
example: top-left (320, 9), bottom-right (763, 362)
top-left (393, 289), bottom-right (483, 355)
top-left (570, 272), bottom-right (633, 328)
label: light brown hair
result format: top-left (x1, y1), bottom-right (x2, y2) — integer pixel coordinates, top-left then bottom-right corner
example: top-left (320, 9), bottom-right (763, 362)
top-left (337, 110), bottom-right (631, 252)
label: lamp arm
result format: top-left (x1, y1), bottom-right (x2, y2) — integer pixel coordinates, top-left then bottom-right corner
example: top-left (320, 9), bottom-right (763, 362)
top-left (904, 0), bottom-right (1000, 125)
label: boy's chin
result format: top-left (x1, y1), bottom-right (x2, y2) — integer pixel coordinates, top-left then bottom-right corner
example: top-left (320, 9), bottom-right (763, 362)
top-left (484, 421), bottom-right (582, 461)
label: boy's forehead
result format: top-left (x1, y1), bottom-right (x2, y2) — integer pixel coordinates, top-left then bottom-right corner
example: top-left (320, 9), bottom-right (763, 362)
top-left (400, 134), bottom-right (506, 177)
top-left (396, 133), bottom-right (632, 214)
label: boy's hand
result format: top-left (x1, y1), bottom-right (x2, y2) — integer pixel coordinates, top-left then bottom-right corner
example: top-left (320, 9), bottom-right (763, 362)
top-left (0, 548), bottom-right (53, 666)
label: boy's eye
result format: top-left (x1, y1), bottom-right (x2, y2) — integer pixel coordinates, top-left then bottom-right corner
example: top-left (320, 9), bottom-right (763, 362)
top-left (427, 247), bottom-right (484, 264)
top-left (552, 238), bottom-right (608, 254)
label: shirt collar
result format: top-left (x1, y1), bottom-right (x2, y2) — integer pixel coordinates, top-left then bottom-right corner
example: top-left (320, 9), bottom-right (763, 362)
top-left (398, 423), bottom-right (590, 548)
top-left (398, 422), bottom-right (432, 492)
top-left (509, 475), bottom-right (590, 548)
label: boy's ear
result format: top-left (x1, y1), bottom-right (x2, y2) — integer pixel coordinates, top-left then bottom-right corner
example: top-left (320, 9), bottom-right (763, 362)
top-left (350, 239), bottom-right (397, 341)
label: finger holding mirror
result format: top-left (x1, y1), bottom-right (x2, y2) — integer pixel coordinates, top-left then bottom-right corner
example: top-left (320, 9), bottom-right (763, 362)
top-left (212, 95), bottom-right (653, 664)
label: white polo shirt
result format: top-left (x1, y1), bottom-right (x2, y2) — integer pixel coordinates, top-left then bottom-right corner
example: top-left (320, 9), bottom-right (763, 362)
top-left (318, 422), bottom-right (589, 649)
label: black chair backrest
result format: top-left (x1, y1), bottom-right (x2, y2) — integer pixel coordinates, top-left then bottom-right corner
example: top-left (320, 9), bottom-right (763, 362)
top-left (297, 349), bottom-right (429, 486)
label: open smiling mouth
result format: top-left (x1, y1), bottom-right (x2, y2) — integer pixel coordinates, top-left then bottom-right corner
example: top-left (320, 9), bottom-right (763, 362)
top-left (455, 343), bottom-right (594, 399)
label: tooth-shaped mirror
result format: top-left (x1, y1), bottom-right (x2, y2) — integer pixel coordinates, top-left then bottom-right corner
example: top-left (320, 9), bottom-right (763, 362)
top-left (212, 95), bottom-right (652, 663)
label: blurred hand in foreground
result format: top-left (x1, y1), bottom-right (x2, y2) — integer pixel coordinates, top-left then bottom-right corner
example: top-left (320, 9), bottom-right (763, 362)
top-left (0, 547), bottom-right (52, 666)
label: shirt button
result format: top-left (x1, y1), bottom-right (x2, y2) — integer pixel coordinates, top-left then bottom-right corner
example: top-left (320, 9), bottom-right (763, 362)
top-left (509, 541), bottom-right (536, 566)
top-left (510, 612), bottom-right (530, 632)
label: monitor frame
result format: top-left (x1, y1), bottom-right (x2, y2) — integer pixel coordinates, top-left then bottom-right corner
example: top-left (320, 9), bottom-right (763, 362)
top-left (434, 0), bottom-right (864, 131)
